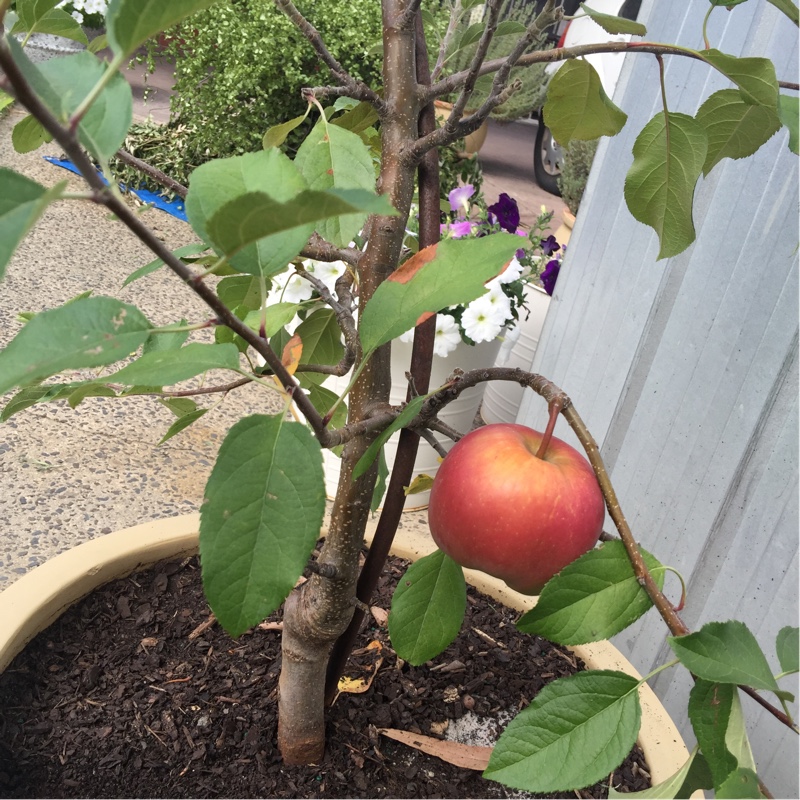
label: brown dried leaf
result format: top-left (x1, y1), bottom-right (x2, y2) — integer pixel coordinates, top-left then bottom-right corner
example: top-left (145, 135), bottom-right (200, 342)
top-left (378, 728), bottom-right (492, 771)
top-left (370, 606), bottom-right (389, 627)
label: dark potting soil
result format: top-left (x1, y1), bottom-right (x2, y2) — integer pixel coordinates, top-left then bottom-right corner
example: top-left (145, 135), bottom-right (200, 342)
top-left (0, 552), bottom-right (652, 799)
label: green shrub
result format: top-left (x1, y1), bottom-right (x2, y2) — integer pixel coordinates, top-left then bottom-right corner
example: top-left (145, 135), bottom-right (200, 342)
top-left (141, 0), bottom-right (384, 163)
top-left (557, 138), bottom-right (599, 215)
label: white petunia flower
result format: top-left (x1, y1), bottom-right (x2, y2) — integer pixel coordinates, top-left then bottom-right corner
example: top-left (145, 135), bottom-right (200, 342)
top-left (461, 294), bottom-right (507, 343)
top-left (476, 281), bottom-right (512, 322)
top-left (398, 327), bottom-right (416, 344)
top-left (433, 314), bottom-right (462, 357)
top-left (497, 256), bottom-right (524, 285)
top-left (309, 259), bottom-right (347, 293)
top-left (268, 269), bottom-right (314, 305)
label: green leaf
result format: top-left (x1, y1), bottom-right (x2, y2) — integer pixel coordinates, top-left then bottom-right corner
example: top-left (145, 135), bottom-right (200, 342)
top-left (0, 91), bottom-right (14, 114)
top-left (696, 50), bottom-right (778, 108)
top-left (544, 59), bottom-right (628, 144)
top-left (331, 101), bottom-right (380, 135)
top-left (516, 540), bottom-right (666, 645)
top-left (217, 275), bottom-right (263, 312)
top-left (242, 303), bottom-right (303, 341)
top-left (776, 626), bottom-right (799, 674)
top-left (185, 149), bottom-right (314, 278)
top-left (294, 118), bottom-right (378, 247)
top-left (1, 382), bottom-right (79, 421)
top-left (696, 89), bottom-right (782, 175)
top-left (624, 111), bottom-right (707, 259)
top-left (11, 114), bottom-right (53, 153)
top-left (107, 343), bottom-right (240, 386)
top-left (778, 94), bottom-right (799, 154)
top-left (158, 408), bottom-right (208, 445)
top-left (485, 670), bottom-right (641, 793)
top-left (766, 0), bottom-right (799, 25)
top-left (609, 748), bottom-right (713, 798)
top-left (495, 19), bottom-right (528, 36)
top-left (353, 395), bottom-right (427, 480)
top-left (717, 768), bottom-right (763, 799)
top-left (688, 680), bottom-right (738, 785)
top-left (293, 309), bottom-right (345, 387)
top-left (359, 234), bottom-right (522, 355)
top-left (33, 50), bottom-right (132, 162)
top-left (142, 321), bottom-right (190, 355)
top-left (122, 243), bottom-right (209, 287)
top-left (579, 3), bottom-right (647, 35)
top-left (669, 621), bottom-right (791, 699)
top-left (0, 297), bottom-right (151, 395)
top-left (66, 382), bottom-right (116, 408)
top-left (305, 384), bottom-right (348, 439)
top-left (199, 414), bottom-right (326, 637)
top-left (454, 22), bottom-right (486, 52)
top-left (0, 168), bottom-right (66, 280)
top-left (205, 188), bottom-right (393, 261)
top-left (725, 689), bottom-right (757, 772)
top-left (159, 397), bottom-right (198, 417)
top-left (106, 0), bottom-right (219, 58)
top-left (14, 5), bottom-right (87, 43)
top-left (388, 550), bottom-right (466, 666)
top-left (371, 449), bottom-right (389, 512)
top-left (263, 112), bottom-right (309, 149)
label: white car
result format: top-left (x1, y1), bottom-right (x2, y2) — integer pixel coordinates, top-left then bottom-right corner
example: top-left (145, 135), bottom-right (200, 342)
top-left (533, 0), bottom-right (643, 195)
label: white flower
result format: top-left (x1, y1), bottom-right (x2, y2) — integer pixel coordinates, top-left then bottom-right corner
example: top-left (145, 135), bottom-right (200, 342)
top-left (398, 327), bottom-right (416, 344)
top-left (268, 269), bottom-right (314, 305)
top-left (476, 280), bottom-right (512, 322)
top-left (433, 314), bottom-right (462, 357)
top-left (309, 259), bottom-right (347, 293)
top-left (497, 256), bottom-right (524, 285)
top-left (461, 294), bottom-right (507, 343)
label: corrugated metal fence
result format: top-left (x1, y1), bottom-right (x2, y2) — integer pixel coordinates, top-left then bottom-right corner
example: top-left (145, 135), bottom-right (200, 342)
top-left (516, 0), bottom-right (799, 794)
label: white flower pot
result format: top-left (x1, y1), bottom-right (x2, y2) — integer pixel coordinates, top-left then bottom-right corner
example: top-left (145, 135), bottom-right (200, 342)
top-left (0, 514), bottom-right (693, 790)
top-left (480, 284), bottom-right (552, 425)
top-left (322, 336), bottom-right (503, 510)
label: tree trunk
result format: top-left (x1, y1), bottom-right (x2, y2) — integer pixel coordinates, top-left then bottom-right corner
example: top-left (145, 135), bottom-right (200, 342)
top-left (277, 0), bottom-right (422, 765)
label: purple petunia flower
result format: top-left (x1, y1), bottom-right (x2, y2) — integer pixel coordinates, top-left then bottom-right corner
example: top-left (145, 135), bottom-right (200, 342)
top-left (541, 259), bottom-right (561, 296)
top-left (541, 234), bottom-right (560, 257)
top-left (487, 193), bottom-right (520, 234)
top-left (448, 184), bottom-right (475, 216)
top-left (441, 220), bottom-right (474, 238)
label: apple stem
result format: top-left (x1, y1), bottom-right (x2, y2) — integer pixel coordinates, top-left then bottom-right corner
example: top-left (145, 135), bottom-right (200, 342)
top-left (535, 398), bottom-right (562, 460)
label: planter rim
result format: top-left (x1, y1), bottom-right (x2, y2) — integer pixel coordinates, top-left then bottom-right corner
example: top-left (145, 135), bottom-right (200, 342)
top-left (0, 514), bottom-right (691, 787)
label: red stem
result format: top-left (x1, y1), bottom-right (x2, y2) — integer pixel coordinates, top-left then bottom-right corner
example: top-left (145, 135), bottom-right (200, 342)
top-left (534, 397), bottom-right (562, 459)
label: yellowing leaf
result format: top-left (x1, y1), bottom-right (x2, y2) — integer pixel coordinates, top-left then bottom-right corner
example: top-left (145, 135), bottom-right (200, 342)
top-left (405, 473), bottom-right (435, 496)
top-left (281, 334), bottom-right (303, 375)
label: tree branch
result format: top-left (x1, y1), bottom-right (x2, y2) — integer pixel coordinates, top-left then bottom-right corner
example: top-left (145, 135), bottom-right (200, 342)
top-left (0, 38), bottom-right (334, 446)
top-left (114, 148), bottom-right (188, 199)
top-left (274, 0), bottom-right (384, 109)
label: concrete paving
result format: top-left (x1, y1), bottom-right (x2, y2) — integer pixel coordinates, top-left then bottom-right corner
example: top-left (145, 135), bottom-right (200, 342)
top-left (0, 58), bottom-right (564, 591)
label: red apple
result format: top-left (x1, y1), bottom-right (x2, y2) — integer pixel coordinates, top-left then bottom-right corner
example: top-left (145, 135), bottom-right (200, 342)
top-left (427, 423), bottom-right (605, 595)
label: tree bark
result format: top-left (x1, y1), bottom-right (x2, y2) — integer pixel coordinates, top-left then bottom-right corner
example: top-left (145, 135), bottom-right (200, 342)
top-left (277, 0), bottom-right (423, 765)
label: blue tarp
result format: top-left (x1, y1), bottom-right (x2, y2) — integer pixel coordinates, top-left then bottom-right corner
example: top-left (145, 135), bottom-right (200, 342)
top-left (44, 156), bottom-right (188, 222)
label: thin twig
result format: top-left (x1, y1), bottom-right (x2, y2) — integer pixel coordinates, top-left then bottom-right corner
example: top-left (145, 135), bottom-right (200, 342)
top-left (273, 0), bottom-right (383, 109)
top-left (114, 148), bottom-right (188, 198)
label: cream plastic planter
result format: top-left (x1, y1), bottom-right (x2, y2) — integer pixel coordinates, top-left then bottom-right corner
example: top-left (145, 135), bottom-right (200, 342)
top-left (0, 514), bottom-right (691, 786)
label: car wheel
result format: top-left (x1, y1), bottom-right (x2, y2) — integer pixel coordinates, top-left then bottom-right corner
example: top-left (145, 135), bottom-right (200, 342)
top-left (533, 115), bottom-right (563, 196)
